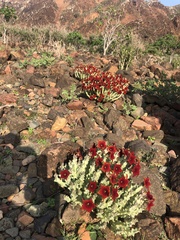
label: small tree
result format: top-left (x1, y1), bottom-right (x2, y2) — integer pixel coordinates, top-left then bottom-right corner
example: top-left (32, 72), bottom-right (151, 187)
top-left (100, 7), bottom-right (123, 56)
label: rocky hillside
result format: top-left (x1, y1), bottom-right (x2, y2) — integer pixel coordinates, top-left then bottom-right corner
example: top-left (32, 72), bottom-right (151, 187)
top-left (0, 38), bottom-right (180, 239)
top-left (1, 0), bottom-right (180, 41)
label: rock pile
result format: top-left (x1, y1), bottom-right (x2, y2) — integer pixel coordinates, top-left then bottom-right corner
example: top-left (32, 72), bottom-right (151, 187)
top-left (0, 48), bottom-right (180, 239)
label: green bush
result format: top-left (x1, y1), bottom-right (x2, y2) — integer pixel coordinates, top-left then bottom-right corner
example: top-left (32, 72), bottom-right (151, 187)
top-left (0, 5), bottom-right (17, 22)
top-left (65, 31), bottom-right (86, 49)
top-left (87, 35), bottom-right (104, 53)
top-left (132, 77), bottom-right (180, 104)
top-left (145, 34), bottom-right (180, 55)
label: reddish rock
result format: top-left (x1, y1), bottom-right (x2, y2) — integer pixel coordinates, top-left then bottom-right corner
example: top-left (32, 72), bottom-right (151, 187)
top-left (17, 211), bottom-right (34, 227)
top-left (26, 65), bottom-right (35, 74)
top-left (78, 223), bottom-right (91, 240)
top-left (165, 217), bottom-right (180, 240)
top-left (101, 57), bottom-right (110, 65)
top-left (44, 87), bottom-right (60, 98)
top-left (0, 93), bottom-right (17, 104)
top-left (4, 65), bottom-right (11, 75)
top-left (45, 218), bottom-right (62, 237)
top-left (0, 49), bottom-right (10, 63)
top-left (131, 119), bottom-right (152, 131)
top-left (106, 65), bottom-right (118, 75)
top-left (37, 141), bottom-right (80, 179)
top-left (141, 115), bottom-right (161, 130)
top-left (67, 100), bottom-right (84, 110)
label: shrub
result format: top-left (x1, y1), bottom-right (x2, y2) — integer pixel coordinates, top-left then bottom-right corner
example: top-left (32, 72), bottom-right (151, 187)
top-left (19, 52), bottom-right (55, 68)
top-left (74, 65), bottom-right (129, 102)
top-left (0, 5), bottom-right (17, 22)
top-left (145, 34), bottom-right (180, 55)
top-left (54, 140), bottom-right (154, 238)
top-left (87, 35), bottom-right (104, 54)
top-left (132, 77), bottom-right (180, 104)
top-left (65, 31), bottom-right (86, 49)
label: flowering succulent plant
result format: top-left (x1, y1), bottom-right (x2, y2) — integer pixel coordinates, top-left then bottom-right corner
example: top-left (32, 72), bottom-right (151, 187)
top-left (54, 140), bottom-right (155, 238)
top-left (74, 65), bottom-right (129, 103)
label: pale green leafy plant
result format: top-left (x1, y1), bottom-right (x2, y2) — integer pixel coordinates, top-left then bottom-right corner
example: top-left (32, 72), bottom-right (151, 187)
top-left (61, 84), bottom-right (78, 103)
top-left (54, 140), bottom-right (154, 239)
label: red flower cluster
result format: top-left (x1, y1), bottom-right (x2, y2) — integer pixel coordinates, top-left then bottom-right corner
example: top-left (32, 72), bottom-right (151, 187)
top-left (144, 177), bottom-right (155, 212)
top-left (59, 140), bottom-right (155, 214)
top-left (74, 65), bottom-right (129, 102)
top-left (84, 140), bottom-right (145, 209)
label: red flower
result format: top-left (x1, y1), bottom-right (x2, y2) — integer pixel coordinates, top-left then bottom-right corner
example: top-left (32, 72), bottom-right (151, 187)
top-left (113, 164), bottom-right (122, 175)
top-left (101, 162), bottom-right (111, 173)
top-left (97, 140), bottom-right (107, 150)
top-left (112, 187), bottom-right (119, 201)
top-left (81, 199), bottom-right (96, 213)
top-left (110, 174), bottom-right (118, 185)
top-left (132, 163), bottom-right (141, 177)
top-left (144, 177), bottom-right (151, 189)
top-left (122, 148), bottom-right (130, 156)
top-left (89, 144), bottom-right (97, 158)
top-left (87, 181), bottom-right (97, 193)
top-left (108, 144), bottom-right (117, 154)
top-left (109, 152), bottom-right (115, 160)
top-left (146, 191), bottom-right (154, 202)
top-left (147, 200), bottom-right (154, 212)
top-left (98, 185), bottom-right (110, 199)
top-left (59, 169), bottom-right (70, 179)
top-left (95, 156), bottom-right (103, 167)
top-left (118, 176), bottom-right (129, 188)
top-left (127, 152), bottom-right (136, 165)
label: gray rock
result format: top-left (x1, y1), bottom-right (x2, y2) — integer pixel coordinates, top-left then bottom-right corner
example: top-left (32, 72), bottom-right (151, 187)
top-left (151, 142), bottom-right (169, 166)
top-left (5, 209), bottom-right (21, 221)
top-left (0, 233), bottom-right (4, 240)
top-left (104, 109), bottom-right (120, 129)
top-left (42, 95), bottom-right (54, 107)
top-left (22, 155), bottom-right (36, 166)
top-left (132, 93), bottom-right (143, 107)
top-left (34, 210), bottom-right (57, 234)
top-left (0, 218), bottom-right (14, 231)
top-left (25, 202), bottom-right (48, 217)
top-left (5, 227), bottom-right (19, 237)
top-left (125, 139), bottom-right (151, 160)
top-left (29, 74), bottom-right (45, 88)
top-left (81, 116), bottom-right (93, 129)
top-left (27, 163), bottom-right (37, 178)
top-left (143, 130), bottom-right (164, 142)
top-left (28, 120), bottom-right (40, 129)
top-left (19, 229), bottom-right (31, 239)
top-left (131, 106), bottom-right (144, 119)
top-left (6, 114), bottom-right (29, 133)
top-left (105, 133), bottom-right (125, 148)
top-left (4, 132), bottom-right (20, 147)
top-left (0, 184), bottom-right (19, 198)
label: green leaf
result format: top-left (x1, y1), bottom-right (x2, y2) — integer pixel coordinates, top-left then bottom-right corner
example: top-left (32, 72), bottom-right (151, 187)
top-left (89, 231), bottom-right (97, 240)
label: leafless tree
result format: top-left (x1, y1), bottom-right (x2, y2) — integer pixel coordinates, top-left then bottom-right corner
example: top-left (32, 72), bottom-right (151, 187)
top-left (101, 8), bottom-right (124, 56)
